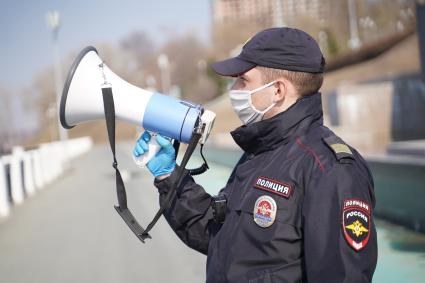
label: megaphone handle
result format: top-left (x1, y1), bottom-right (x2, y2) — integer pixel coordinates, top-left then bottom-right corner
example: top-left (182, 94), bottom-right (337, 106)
top-left (133, 133), bottom-right (161, 167)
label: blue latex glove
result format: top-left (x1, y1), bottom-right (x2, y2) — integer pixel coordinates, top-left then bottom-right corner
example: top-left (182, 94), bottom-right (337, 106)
top-left (133, 131), bottom-right (176, 177)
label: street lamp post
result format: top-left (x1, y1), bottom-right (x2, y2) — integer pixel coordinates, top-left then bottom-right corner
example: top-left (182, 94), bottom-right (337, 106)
top-left (347, 0), bottom-right (361, 50)
top-left (157, 54), bottom-right (170, 94)
top-left (45, 11), bottom-right (68, 141)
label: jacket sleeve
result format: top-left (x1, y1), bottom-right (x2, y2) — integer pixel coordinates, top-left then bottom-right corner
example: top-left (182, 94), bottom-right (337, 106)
top-left (302, 161), bottom-right (378, 283)
top-left (153, 153), bottom-right (246, 255)
top-left (154, 167), bottom-right (214, 255)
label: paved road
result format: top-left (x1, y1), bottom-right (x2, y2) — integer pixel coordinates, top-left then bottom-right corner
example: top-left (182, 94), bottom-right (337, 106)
top-left (1, 143), bottom-right (425, 282)
top-left (0, 143), bottom-right (206, 283)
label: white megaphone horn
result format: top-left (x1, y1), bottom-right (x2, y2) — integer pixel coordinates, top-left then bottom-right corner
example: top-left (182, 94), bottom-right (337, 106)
top-left (60, 46), bottom-right (216, 166)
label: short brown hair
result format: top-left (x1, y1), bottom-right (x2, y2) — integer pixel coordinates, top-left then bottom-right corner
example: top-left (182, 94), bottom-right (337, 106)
top-left (258, 66), bottom-right (323, 96)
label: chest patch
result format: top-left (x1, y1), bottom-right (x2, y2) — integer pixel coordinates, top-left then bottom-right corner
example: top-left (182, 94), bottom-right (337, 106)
top-left (342, 199), bottom-right (372, 252)
top-left (253, 195), bottom-right (277, 228)
top-left (253, 176), bottom-right (292, 198)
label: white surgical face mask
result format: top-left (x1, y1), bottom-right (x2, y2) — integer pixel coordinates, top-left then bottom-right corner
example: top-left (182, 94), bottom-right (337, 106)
top-left (229, 80), bottom-right (277, 125)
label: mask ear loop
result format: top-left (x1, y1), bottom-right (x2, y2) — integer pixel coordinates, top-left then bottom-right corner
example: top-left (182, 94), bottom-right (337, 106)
top-left (248, 80), bottom-right (278, 114)
top-left (248, 80), bottom-right (277, 95)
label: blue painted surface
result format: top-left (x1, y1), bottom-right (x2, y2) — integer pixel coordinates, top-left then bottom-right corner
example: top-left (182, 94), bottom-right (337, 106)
top-left (374, 219), bottom-right (425, 282)
top-left (367, 158), bottom-right (425, 233)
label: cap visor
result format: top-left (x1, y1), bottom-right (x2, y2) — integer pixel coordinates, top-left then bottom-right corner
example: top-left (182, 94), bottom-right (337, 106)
top-left (211, 57), bottom-right (256, 77)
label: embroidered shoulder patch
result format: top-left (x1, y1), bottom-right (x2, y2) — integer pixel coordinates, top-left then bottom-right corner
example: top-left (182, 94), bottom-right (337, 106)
top-left (342, 199), bottom-right (372, 251)
top-left (253, 176), bottom-right (292, 198)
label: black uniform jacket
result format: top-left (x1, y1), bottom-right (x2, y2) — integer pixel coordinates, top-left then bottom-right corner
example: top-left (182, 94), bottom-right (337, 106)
top-left (154, 92), bottom-right (378, 283)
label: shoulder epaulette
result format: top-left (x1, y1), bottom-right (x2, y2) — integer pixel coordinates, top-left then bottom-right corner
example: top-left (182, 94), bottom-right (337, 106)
top-left (322, 135), bottom-right (354, 163)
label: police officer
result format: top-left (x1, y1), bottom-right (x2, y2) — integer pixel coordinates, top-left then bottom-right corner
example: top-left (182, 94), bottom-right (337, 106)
top-left (134, 27), bottom-right (377, 282)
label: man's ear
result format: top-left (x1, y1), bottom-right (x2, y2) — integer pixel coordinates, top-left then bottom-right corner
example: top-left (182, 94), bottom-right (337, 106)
top-left (274, 80), bottom-right (287, 103)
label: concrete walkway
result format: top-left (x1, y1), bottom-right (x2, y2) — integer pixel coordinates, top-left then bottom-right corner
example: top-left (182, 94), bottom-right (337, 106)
top-left (0, 143), bottom-right (205, 283)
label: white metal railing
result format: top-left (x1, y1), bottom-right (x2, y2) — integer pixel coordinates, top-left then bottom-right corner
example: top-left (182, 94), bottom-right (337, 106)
top-left (0, 137), bottom-right (93, 219)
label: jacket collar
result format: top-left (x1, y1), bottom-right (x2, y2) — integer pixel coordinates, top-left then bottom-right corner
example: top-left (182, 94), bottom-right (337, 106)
top-left (230, 92), bottom-right (324, 155)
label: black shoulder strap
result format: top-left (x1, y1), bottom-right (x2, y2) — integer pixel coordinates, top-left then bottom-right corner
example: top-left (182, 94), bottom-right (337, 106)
top-left (141, 130), bottom-right (201, 238)
top-left (102, 86), bottom-right (151, 242)
top-left (322, 134), bottom-right (354, 163)
top-left (101, 86), bottom-right (202, 243)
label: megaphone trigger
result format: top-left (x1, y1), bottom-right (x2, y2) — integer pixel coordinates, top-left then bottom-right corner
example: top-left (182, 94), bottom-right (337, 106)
top-left (133, 132), bottom-right (161, 168)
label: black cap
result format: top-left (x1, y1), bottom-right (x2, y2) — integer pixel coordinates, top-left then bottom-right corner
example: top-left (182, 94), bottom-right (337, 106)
top-left (211, 27), bottom-right (325, 76)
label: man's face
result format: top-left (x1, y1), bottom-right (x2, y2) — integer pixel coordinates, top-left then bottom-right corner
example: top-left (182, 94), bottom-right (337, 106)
top-left (230, 67), bottom-right (277, 112)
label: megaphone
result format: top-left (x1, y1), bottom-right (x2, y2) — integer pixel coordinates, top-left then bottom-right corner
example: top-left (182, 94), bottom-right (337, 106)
top-left (60, 46), bottom-right (216, 242)
top-left (60, 46), bottom-right (215, 165)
